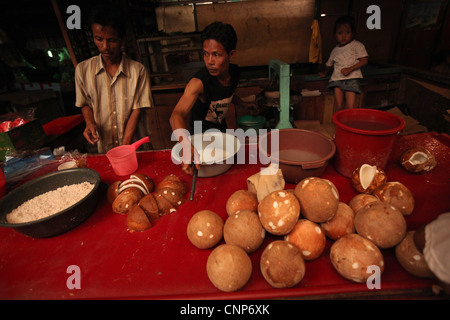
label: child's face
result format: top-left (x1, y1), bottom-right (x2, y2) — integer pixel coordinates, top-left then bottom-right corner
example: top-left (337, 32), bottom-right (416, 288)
top-left (335, 23), bottom-right (354, 46)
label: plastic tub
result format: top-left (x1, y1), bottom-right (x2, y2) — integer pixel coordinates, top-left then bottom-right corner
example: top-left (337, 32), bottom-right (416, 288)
top-left (259, 129), bottom-right (336, 184)
top-left (332, 109), bottom-right (405, 177)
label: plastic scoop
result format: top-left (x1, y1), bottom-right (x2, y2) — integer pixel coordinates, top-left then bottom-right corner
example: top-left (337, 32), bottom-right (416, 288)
top-left (106, 136), bottom-right (150, 176)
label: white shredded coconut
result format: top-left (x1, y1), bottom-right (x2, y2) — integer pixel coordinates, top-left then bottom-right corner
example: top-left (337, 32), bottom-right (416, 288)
top-left (6, 182), bottom-right (95, 224)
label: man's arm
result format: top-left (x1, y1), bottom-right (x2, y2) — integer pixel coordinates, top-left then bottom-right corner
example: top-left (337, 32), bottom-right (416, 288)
top-left (122, 108), bottom-right (141, 145)
top-left (169, 78), bottom-right (203, 175)
top-left (81, 105), bottom-right (100, 144)
top-left (169, 78), bottom-right (203, 135)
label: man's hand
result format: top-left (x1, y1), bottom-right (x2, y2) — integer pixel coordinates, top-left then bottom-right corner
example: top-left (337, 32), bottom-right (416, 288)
top-left (81, 106), bottom-right (100, 145)
top-left (83, 123), bottom-right (100, 145)
top-left (180, 139), bottom-right (201, 175)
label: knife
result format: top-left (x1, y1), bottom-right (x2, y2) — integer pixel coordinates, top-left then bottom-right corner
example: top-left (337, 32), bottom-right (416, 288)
top-left (190, 165), bottom-right (198, 201)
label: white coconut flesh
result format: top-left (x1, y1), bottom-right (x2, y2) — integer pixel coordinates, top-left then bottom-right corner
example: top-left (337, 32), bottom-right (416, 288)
top-left (406, 152), bottom-right (428, 165)
top-left (118, 176), bottom-right (150, 195)
top-left (359, 164), bottom-right (377, 190)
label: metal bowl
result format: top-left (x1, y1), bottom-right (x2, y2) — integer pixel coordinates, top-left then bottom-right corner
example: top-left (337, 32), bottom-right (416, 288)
top-left (0, 168), bottom-right (101, 238)
top-left (259, 129), bottom-right (336, 184)
top-left (171, 131), bottom-right (241, 177)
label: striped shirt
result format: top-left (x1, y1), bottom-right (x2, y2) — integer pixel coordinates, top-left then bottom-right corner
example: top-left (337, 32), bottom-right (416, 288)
top-left (75, 54), bottom-right (152, 153)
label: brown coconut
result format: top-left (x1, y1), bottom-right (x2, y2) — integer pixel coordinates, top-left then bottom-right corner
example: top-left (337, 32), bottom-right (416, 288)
top-left (154, 191), bottom-right (177, 216)
top-left (138, 193), bottom-right (160, 221)
top-left (260, 240), bottom-right (306, 288)
top-left (119, 174), bottom-right (154, 196)
top-left (400, 146), bottom-right (437, 173)
top-left (372, 181), bottom-right (415, 216)
top-left (348, 194), bottom-right (379, 214)
top-left (321, 202), bottom-right (355, 241)
top-left (107, 181), bottom-right (121, 204)
top-left (351, 164), bottom-right (387, 194)
top-left (187, 210), bottom-right (224, 249)
top-left (156, 174), bottom-right (187, 195)
top-left (293, 177), bottom-right (339, 223)
top-left (206, 244), bottom-right (252, 292)
top-left (126, 204), bottom-right (152, 232)
top-left (330, 234), bottom-right (384, 283)
top-left (223, 210), bottom-right (265, 253)
top-left (226, 190), bottom-right (259, 216)
top-left (354, 201), bottom-right (407, 249)
top-left (111, 187), bottom-right (142, 214)
top-left (285, 219), bottom-right (326, 260)
top-left (132, 173), bottom-right (155, 193)
top-left (158, 187), bottom-right (186, 208)
top-left (395, 231), bottom-right (434, 278)
top-left (258, 190), bottom-right (300, 236)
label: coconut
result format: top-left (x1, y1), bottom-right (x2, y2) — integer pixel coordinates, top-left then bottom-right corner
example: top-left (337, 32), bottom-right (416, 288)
top-left (226, 190), bottom-right (258, 216)
top-left (372, 181), bottom-right (415, 216)
top-left (187, 210), bottom-right (224, 249)
top-left (260, 240), bottom-right (306, 288)
top-left (206, 244), bottom-right (252, 292)
top-left (354, 201), bottom-right (407, 248)
top-left (223, 210), bottom-right (265, 253)
top-left (351, 164), bottom-right (387, 194)
top-left (348, 194), bottom-right (380, 214)
top-left (293, 177), bottom-right (339, 223)
top-left (400, 147), bottom-right (437, 173)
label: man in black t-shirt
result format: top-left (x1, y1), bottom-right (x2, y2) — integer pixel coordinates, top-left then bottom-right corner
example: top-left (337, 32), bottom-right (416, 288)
top-left (169, 22), bottom-right (257, 175)
top-left (188, 62), bottom-right (240, 133)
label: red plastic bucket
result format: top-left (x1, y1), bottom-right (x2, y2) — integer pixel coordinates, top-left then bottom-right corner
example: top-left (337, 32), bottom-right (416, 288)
top-left (332, 109), bottom-right (405, 177)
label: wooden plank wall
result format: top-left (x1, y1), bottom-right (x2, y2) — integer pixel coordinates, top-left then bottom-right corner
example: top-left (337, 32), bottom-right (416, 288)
top-left (196, 0), bottom-right (315, 66)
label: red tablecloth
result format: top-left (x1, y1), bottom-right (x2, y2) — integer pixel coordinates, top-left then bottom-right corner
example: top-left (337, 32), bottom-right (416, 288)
top-left (0, 132), bottom-right (449, 299)
top-left (42, 114), bottom-right (84, 136)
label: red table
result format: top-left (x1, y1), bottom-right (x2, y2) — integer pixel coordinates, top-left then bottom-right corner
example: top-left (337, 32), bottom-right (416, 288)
top-left (0, 132), bottom-right (449, 300)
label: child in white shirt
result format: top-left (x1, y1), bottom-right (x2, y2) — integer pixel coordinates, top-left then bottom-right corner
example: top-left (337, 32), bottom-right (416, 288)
top-left (319, 16), bottom-right (368, 109)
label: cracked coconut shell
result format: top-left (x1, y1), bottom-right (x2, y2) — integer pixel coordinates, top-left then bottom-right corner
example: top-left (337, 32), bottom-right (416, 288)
top-left (400, 147), bottom-right (437, 173)
top-left (351, 164), bottom-right (387, 194)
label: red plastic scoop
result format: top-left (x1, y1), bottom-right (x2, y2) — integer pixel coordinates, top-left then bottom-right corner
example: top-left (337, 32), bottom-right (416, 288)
top-left (106, 137), bottom-right (150, 176)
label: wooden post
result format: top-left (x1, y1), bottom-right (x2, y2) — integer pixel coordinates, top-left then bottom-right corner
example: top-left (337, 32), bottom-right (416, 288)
top-left (51, 0), bottom-right (78, 68)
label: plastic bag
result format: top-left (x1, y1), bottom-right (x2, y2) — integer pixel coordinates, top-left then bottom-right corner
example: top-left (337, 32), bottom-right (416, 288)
top-left (56, 148), bottom-right (87, 170)
top-left (2, 147), bottom-right (57, 188)
top-left (0, 109), bottom-right (36, 133)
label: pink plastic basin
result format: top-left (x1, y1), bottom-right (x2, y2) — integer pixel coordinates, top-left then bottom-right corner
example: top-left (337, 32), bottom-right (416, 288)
top-left (259, 129), bottom-right (336, 184)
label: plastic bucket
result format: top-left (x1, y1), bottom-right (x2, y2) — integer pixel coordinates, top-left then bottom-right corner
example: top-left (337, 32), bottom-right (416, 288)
top-left (106, 137), bottom-right (150, 176)
top-left (332, 109), bottom-right (405, 177)
top-left (237, 115), bottom-right (266, 134)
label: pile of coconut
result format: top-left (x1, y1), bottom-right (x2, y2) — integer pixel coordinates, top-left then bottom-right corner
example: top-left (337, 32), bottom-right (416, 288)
top-left (186, 158), bottom-right (435, 292)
